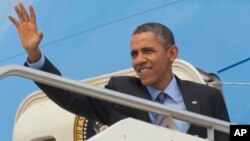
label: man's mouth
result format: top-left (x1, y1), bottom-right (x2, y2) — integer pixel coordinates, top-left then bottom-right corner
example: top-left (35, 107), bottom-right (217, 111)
top-left (138, 67), bottom-right (151, 74)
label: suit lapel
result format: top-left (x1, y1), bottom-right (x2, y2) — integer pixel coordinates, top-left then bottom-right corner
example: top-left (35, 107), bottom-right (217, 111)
top-left (128, 80), bottom-right (151, 122)
top-left (136, 86), bottom-right (151, 122)
top-left (176, 77), bottom-right (201, 114)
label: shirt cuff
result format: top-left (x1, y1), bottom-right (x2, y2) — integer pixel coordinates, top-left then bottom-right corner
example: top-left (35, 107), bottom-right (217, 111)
top-left (26, 54), bottom-right (45, 69)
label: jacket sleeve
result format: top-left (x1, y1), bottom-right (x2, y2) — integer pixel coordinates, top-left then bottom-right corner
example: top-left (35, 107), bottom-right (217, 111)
top-left (24, 57), bottom-right (112, 123)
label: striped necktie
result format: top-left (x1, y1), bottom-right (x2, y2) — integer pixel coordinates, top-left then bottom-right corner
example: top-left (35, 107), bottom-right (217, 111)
top-left (155, 92), bottom-right (168, 127)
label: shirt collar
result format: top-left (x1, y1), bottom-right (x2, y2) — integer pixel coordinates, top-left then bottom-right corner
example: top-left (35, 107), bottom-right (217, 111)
top-left (146, 76), bottom-right (180, 103)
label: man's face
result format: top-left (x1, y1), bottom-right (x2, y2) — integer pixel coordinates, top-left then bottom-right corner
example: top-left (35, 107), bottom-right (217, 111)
top-left (130, 31), bottom-right (176, 90)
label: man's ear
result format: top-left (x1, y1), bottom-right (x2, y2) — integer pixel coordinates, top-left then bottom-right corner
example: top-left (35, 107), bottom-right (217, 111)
top-left (167, 45), bottom-right (179, 62)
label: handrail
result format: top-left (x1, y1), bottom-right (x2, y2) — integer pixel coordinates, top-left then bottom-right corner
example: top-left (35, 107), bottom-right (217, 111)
top-left (211, 81), bottom-right (250, 86)
top-left (0, 65), bottom-right (231, 140)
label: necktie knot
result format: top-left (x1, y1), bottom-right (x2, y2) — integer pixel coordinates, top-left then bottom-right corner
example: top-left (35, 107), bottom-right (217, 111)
top-left (155, 92), bottom-right (167, 104)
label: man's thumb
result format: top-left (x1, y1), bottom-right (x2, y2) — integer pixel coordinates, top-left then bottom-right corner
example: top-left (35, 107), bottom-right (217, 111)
top-left (38, 31), bottom-right (43, 40)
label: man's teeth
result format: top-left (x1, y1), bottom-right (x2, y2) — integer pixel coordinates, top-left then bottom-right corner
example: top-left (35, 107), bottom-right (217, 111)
top-left (140, 68), bottom-right (150, 73)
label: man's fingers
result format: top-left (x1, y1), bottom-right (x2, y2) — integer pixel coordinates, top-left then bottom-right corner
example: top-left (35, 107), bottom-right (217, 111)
top-left (19, 3), bottom-right (30, 22)
top-left (14, 4), bottom-right (24, 23)
top-left (29, 5), bottom-right (36, 25)
top-left (8, 15), bottom-right (20, 28)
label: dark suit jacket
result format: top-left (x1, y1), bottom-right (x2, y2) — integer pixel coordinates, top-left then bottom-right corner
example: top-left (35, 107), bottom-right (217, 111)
top-left (26, 57), bottom-right (230, 141)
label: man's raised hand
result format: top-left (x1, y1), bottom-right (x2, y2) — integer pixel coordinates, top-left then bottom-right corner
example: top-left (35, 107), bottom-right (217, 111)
top-left (8, 3), bottom-right (43, 63)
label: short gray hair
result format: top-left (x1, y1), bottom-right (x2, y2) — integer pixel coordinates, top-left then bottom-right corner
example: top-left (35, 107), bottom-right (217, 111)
top-left (132, 22), bottom-right (175, 48)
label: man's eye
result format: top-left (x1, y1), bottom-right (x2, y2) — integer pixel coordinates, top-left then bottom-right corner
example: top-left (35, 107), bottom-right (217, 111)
top-left (130, 52), bottom-right (137, 58)
top-left (144, 49), bottom-right (154, 53)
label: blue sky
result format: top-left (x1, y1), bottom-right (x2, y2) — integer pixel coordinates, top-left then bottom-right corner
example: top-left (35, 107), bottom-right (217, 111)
top-left (1, 0), bottom-right (250, 140)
